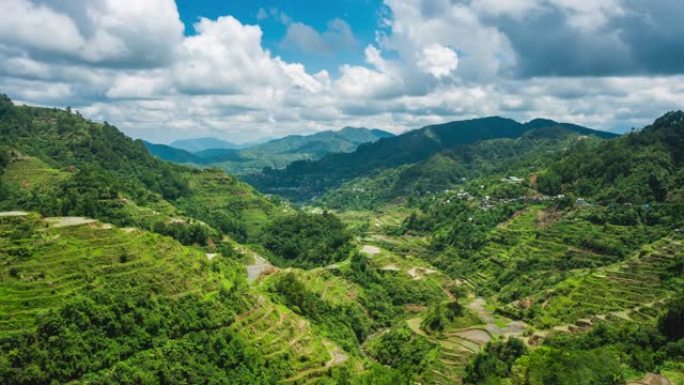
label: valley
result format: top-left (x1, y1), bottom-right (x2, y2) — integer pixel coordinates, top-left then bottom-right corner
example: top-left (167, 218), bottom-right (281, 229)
top-left (1, 95), bottom-right (683, 384)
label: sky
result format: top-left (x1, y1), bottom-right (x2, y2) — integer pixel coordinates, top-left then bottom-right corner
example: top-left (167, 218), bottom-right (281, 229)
top-left (1, 0), bottom-right (683, 143)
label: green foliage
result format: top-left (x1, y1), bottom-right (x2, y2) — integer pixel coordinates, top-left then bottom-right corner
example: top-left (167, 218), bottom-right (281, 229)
top-left (342, 253), bottom-right (445, 327)
top-left (464, 338), bottom-right (527, 384)
top-left (422, 301), bottom-right (466, 334)
top-left (658, 294), bottom-right (684, 341)
top-left (482, 295), bottom-right (684, 385)
top-left (366, 326), bottom-right (437, 378)
top-left (0, 97), bottom-right (280, 245)
top-left (260, 212), bottom-right (353, 268)
top-left (545, 112), bottom-right (684, 204)
top-left (521, 347), bottom-right (623, 385)
top-left (0, 291), bottom-right (278, 385)
top-left (269, 272), bottom-right (371, 351)
top-left (403, 198), bottom-right (522, 258)
top-left (152, 221), bottom-right (211, 246)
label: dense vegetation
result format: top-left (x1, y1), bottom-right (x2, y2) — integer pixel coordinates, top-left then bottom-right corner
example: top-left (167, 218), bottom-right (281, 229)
top-left (544, 112), bottom-right (684, 204)
top-left (319, 132), bottom-right (598, 209)
top-left (259, 212), bottom-right (353, 268)
top-left (464, 294), bottom-right (684, 385)
top-left (246, 117), bottom-right (615, 202)
top-left (2, 93), bottom-right (683, 384)
top-left (0, 95), bottom-right (279, 246)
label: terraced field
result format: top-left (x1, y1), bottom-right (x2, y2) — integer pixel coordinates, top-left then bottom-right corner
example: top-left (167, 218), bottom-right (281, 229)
top-left (0, 214), bottom-right (227, 334)
top-left (530, 234), bottom-right (684, 327)
top-left (404, 296), bottom-right (527, 385)
top-left (0, 212), bottom-right (351, 384)
top-left (456, 207), bottom-right (670, 306)
top-left (174, 169), bottom-right (287, 240)
top-left (228, 295), bottom-right (349, 384)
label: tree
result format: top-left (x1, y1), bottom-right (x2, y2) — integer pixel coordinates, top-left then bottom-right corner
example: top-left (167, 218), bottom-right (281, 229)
top-left (658, 294), bottom-right (684, 341)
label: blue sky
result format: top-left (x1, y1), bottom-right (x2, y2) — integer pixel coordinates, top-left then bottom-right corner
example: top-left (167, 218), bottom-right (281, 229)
top-left (1, 0), bottom-right (684, 143)
top-left (176, 0), bottom-right (384, 74)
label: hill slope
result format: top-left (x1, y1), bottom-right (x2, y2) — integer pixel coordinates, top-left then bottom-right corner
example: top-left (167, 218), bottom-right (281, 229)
top-left (0, 95), bottom-right (279, 244)
top-left (142, 140), bottom-right (204, 164)
top-left (2, 94), bottom-right (682, 385)
top-left (246, 117), bottom-right (617, 202)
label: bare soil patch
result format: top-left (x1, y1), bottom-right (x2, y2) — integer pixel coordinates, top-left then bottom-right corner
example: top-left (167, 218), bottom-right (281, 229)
top-left (0, 211), bottom-right (28, 217)
top-left (454, 329), bottom-right (492, 345)
top-left (44, 217), bottom-right (96, 228)
top-left (627, 373), bottom-right (673, 385)
top-left (360, 245), bottom-right (381, 256)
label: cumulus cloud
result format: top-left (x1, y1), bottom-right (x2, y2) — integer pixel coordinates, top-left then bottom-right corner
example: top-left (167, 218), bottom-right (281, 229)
top-left (0, 0), bottom-right (183, 67)
top-left (0, 0), bottom-right (683, 144)
top-left (417, 44), bottom-right (458, 78)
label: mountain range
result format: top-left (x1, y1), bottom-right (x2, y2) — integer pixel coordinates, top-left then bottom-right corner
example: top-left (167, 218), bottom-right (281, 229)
top-left (144, 126), bottom-right (394, 175)
top-left (245, 116), bottom-right (618, 201)
top-left (1, 93), bottom-right (683, 385)
top-left (169, 137), bottom-right (245, 152)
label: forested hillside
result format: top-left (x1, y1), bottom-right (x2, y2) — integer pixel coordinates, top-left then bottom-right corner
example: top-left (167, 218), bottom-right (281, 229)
top-left (1, 95), bottom-right (682, 385)
top-left (246, 117), bottom-right (617, 202)
top-left (0, 95), bottom-right (283, 246)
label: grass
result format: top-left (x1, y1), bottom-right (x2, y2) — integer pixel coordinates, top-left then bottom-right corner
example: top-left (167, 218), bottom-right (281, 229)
top-left (1, 155), bottom-right (70, 190)
top-left (0, 212), bottom-right (355, 383)
top-left (174, 169), bottom-right (290, 240)
top-left (0, 214), bottom-right (227, 333)
top-left (529, 235), bottom-right (683, 327)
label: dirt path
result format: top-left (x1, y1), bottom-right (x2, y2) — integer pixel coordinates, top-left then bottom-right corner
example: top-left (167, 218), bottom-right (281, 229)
top-left (407, 267), bottom-right (437, 280)
top-left (238, 247), bottom-right (276, 282)
top-left (380, 264), bottom-right (400, 271)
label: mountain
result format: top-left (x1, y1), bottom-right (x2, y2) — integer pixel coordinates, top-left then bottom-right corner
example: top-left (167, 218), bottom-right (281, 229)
top-left (246, 117), bottom-right (617, 202)
top-left (538, 110), bottom-right (684, 203)
top-left (2, 94), bottom-right (683, 385)
top-left (318, 131), bottom-right (598, 209)
top-left (0, 94), bottom-right (280, 244)
top-left (237, 126), bottom-right (395, 159)
top-left (170, 136), bottom-right (243, 152)
top-left (147, 126), bottom-right (394, 175)
top-left (142, 140), bottom-right (204, 164)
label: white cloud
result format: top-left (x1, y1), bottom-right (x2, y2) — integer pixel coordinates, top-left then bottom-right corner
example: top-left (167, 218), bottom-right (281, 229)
top-left (0, 0), bottom-right (183, 66)
top-left (417, 44), bottom-right (458, 78)
top-left (280, 18), bottom-right (358, 55)
top-left (0, 0), bottom-right (682, 144)
top-left (471, 0), bottom-right (545, 18)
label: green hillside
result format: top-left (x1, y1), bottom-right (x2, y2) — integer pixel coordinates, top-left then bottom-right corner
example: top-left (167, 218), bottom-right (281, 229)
top-left (0, 213), bottom-right (369, 384)
top-left (0, 95), bottom-right (280, 245)
top-left (1, 93), bottom-right (683, 385)
top-left (141, 141), bottom-right (204, 164)
top-left (245, 117), bottom-right (617, 202)
top-left (319, 129), bottom-right (605, 209)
